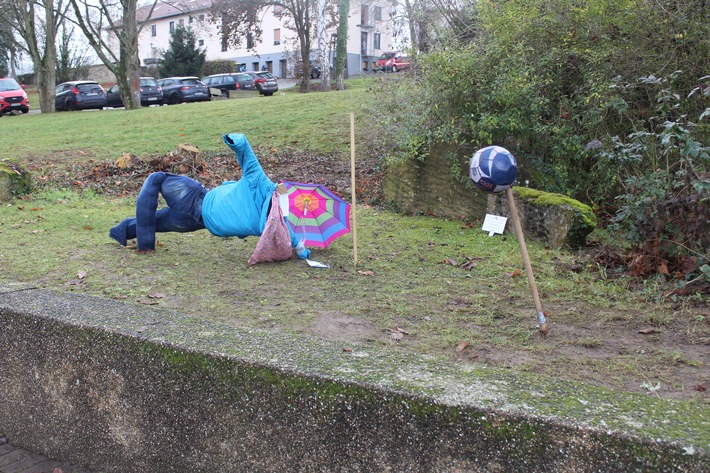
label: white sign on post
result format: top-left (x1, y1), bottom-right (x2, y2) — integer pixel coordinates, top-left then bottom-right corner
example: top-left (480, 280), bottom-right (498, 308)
top-left (481, 214), bottom-right (508, 237)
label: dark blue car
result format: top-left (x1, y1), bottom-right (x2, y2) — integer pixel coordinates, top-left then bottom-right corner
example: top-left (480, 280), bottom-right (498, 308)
top-left (55, 81), bottom-right (107, 111)
top-left (157, 77), bottom-right (211, 104)
top-left (105, 77), bottom-right (164, 107)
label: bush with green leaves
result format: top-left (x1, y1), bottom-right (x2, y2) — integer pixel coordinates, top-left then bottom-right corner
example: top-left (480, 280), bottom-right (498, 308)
top-left (202, 59), bottom-right (240, 76)
top-left (602, 73), bottom-right (709, 279)
top-left (367, 0), bottom-right (709, 200)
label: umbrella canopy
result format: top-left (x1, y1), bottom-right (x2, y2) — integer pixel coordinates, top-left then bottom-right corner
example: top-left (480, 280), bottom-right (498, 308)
top-left (282, 181), bottom-right (351, 248)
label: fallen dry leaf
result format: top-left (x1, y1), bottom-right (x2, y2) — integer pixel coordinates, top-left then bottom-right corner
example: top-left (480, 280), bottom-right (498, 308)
top-left (357, 270), bottom-right (374, 276)
top-left (390, 331), bottom-right (404, 341)
top-left (509, 269), bottom-right (523, 278)
top-left (77, 271), bottom-right (87, 279)
top-left (455, 341), bottom-right (470, 352)
top-left (30, 207), bottom-right (43, 211)
top-left (65, 279), bottom-right (84, 286)
top-left (460, 260), bottom-right (477, 271)
top-left (341, 347), bottom-right (353, 353)
top-left (442, 258), bottom-right (457, 266)
top-left (638, 328), bottom-right (660, 335)
top-left (138, 298), bottom-right (160, 305)
top-left (148, 292), bottom-right (166, 299)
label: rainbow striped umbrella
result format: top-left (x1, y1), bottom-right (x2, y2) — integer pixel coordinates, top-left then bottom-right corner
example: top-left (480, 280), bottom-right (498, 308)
top-left (283, 182), bottom-right (351, 248)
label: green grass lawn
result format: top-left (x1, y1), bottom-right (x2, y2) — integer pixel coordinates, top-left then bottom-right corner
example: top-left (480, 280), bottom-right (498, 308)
top-left (7, 78), bottom-right (373, 162)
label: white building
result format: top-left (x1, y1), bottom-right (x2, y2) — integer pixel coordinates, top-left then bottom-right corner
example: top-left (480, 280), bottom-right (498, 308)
top-left (132, 0), bottom-right (405, 78)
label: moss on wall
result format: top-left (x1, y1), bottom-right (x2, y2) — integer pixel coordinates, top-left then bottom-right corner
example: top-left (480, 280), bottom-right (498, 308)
top-left (0, 160), bottom-right (32, 202)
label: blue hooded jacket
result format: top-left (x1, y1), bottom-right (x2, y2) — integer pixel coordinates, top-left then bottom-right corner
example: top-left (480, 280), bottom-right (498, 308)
top-left (202, 133), bottom-right (299, 248)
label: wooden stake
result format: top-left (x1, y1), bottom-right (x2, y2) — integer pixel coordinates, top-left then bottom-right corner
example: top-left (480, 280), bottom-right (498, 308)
top-left (350, 112), bottom-right (358, 267)
top-left (506, 187), bottom-right (548, 335)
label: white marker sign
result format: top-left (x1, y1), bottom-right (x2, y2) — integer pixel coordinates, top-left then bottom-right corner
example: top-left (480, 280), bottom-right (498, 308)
top-left (482, 214), bottom-right (508, 237)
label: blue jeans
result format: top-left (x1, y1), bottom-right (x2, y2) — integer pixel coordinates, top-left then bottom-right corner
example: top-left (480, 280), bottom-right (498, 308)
top-left (110, 172), bottom-right (207, 251)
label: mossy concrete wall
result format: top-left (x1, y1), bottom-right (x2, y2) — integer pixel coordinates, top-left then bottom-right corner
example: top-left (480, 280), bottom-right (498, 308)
top-left (488, 187), bottom-right (597, 248)
top-left (383, 146), bottom-right (488, 218)
top-left (383, 152), bottom-right (595, 248)
top-left (0, 283), bottom-right (707, 472)
top-left (0, 160), bottom-right (32, 202)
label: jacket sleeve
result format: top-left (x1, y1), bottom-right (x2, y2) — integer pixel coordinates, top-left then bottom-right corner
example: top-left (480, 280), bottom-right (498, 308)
top-left (223, 133), bottom-right (264, 181)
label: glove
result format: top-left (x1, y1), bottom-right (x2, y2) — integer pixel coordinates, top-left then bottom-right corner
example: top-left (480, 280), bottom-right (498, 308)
top-left (296, 241), bottom-right (311, 259)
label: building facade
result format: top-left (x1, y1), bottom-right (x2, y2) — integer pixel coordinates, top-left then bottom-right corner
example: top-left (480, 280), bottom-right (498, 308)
top-left (130, 0), bottom-right (404, 79)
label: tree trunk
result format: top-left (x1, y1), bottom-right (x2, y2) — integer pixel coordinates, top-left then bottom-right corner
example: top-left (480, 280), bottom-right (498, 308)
top-left (404, 0), bottom-right (419, 53)
top-left (117, 0), bottom-right (141, 109)
top-left (38, 0), bottom-right (58, 112)
top-left (14, 0), bottom-right (63, 113)
top-left (289, 0), bottom-right (311, 92)
top-left (316, 0), bottom-right (330, 91)
top-left (68, 0), bottom-right (153, 110)
top-left (334, 0), bottom-right (349, 90)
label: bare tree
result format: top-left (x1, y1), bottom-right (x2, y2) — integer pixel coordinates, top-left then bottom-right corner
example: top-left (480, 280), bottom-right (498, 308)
top-left (316, 0), bottom-right (330, 91)
top-left (213, 0), bottom-right (318, 92)
top-left (56, 24), bottom-right (92, 83)
top-left (68, 0), bottom-right (158, 110)
top-left (0, 0), bottom-right (68, 112)
top-left (333, 0), bottom-right (347, 90)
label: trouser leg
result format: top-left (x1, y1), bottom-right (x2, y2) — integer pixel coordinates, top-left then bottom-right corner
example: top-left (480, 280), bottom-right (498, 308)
top-left (128, 172), bottom-right (206, 251)
top-left (135, 172), bottom-right (166, 250)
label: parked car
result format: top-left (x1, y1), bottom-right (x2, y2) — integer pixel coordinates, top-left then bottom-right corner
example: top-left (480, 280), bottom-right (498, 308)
top-left (55, 81), bottom-right (107, 111)
top-left (375, 51), bottom-right (410, 72)
top-left (201, 73), bottom-right (256, 97)
top-left (105, 77), bottom-right (163, 107)
top-left (294, 62), bottom-right (323, 79)
top-left (242, 71), bottom-right (279, 96)
top-left (157, 76), bottom-right (211, 105)
top-left (0, 77), bottom-right (30, 115)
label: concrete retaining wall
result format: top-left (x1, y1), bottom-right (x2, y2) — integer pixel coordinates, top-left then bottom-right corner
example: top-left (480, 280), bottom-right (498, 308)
top-left (1, 284), bottom-right (707, 472)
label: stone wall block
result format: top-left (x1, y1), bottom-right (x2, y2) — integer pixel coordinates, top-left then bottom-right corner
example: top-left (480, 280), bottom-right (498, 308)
top-left (0, 160), bottom-right (32, 202)
top-left (487, 187), bottom-right (597, 247)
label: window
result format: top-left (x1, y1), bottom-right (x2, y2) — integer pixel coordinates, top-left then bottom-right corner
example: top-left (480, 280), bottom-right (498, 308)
top-left (151, 25), bottom-right (156, 37)
top-left (360, 31), bottom-right (368, 55)
top-left (198, 39), bottom-right (204, 46)
top-left (374, 6), bottom-right (382, 21)
top-left (169, 21), bottom-right (175, 33)
top-left (360, 5), bottom-right (369, 25)
top-left (373, 32), bottom-right (381, 50)
top-left (189, 16), bottom-right (194, 24)
top-left (274, 28), bottom-right (281, 45)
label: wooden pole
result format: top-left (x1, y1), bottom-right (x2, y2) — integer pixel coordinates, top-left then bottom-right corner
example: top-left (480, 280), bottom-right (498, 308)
top-left (350, 112), bottom-right (358, 267)
top-left (506, 187), bottom-right (548, 335)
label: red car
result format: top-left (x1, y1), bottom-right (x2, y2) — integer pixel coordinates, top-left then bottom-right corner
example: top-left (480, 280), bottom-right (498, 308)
top-left (0, 77), bottom-right (30, 115)
top-left (376, 51), bottom-right (410, 72)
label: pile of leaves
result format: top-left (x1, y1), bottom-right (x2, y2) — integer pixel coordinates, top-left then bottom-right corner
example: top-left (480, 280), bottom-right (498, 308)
top-left (30, 144), bottom-right (384, 206)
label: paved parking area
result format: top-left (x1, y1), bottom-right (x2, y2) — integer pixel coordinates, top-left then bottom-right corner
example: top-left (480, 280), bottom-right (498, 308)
top-left (0, 435), bottom-right (94, 473)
